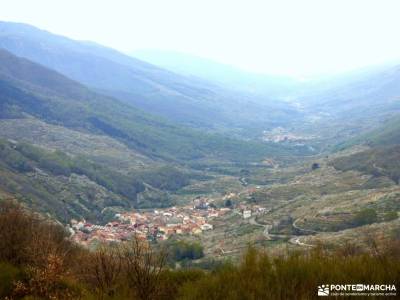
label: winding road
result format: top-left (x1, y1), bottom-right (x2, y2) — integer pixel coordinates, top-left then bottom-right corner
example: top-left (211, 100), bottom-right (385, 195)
top-left (249, 215), bottom-right (315, 247)
top-left (292, 218), bottom-right (319, 234)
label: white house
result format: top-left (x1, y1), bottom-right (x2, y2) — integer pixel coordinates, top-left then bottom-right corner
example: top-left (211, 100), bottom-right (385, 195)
top-left (200, 223), bottom-right (213, 231)
top-left (243, 210), bottom-right (252, 219)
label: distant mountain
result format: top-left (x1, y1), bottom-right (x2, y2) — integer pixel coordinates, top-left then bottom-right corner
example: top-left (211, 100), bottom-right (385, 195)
top-left (328, 80), bottom-right (400, 180)
top-left (365, 116), bottom-right (400, 146)
top-left (130, 50), bottom-right (400, 148)
top-left (0, 48), bottom-right (307, 221)
top-left (132, 49), bottom-right (299, 97)
top-left (0, 21), bottom-right (300, 134)
top-left (0, 48), bottom-right (288, 163)
top-left (330, 145), bottom-right (400, 184)
top-left (336, 115), bottom-right (400, 150)
top-left (298, 63), bottom-right (400, 122)
top-left (285, 62), bottom-right (400, 149)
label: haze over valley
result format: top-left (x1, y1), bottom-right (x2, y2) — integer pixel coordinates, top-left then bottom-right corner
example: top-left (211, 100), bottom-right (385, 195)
top-left (0, 1), bottom-right (399, 299)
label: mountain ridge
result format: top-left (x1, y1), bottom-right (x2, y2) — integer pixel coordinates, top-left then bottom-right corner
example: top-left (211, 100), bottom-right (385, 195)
top-left (0, 21), bottom-right (302, 133)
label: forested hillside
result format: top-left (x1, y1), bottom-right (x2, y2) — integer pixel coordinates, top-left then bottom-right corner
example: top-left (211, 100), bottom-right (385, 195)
top-left (0, 21), bottom-right (301, 133)
top-left (331, 145), bottom-right (400, 184)
top-left (0, 139), bottom-right (203, 221)
top-left (0, 48), bottom-right (308, 221)
top-left (0, 48), bottom-right (290, 163)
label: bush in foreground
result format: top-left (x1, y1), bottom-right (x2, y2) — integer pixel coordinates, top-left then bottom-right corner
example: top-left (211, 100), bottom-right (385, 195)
top-left (0, 200), bottom-right (399, 299)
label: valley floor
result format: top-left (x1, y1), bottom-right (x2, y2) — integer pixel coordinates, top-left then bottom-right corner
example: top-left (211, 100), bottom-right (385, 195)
top-left (67, 145), bottom-right (400, 263)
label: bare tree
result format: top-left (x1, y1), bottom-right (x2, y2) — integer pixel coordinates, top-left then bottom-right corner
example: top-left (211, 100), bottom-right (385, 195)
top-left (0, 200), bottom-right (81, 299)
top-left (0, 199), bottom-right (37, 265)
top-left (120, 235), bottom-right (168, 300)
top-left (80, 244), bottom-right (123, 299)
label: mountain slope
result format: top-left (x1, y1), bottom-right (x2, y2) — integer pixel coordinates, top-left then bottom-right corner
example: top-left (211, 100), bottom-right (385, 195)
top-left (298, 64), bottom-right (400, 124)
top-left (132, 49), bottom-right (299, 97)
top-left (0, 48), bottom-right (289, 163)
top-left (0, 139), bottom-right (141, 222)
top-left (0, 21), bottom-right (300, 133)
top-left (284, 63), bottom-right (400, 149)
top-left (358, 116), bottom-right (400, 147)
top-left (0, 48), bottom-right (307, 222)
top-left (330, 145), bottom-right (400, 184)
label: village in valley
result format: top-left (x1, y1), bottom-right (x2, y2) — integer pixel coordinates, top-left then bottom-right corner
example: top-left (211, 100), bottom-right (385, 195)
top-left (70, 195), bottom-right (268, 247)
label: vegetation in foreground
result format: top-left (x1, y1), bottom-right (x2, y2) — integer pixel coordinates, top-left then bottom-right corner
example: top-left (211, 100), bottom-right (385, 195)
top-left (0, 200), bottom-right (399, 300)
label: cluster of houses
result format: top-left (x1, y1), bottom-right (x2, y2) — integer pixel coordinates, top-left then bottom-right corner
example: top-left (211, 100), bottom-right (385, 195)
top-left (236, 203), bottom-right (268, 219)
top-left (262, 127), bottom-right (313, 143)
top-left (222, 191), bottom-right (268, 219)
top-left (70, 198), bottom-right (231, 246)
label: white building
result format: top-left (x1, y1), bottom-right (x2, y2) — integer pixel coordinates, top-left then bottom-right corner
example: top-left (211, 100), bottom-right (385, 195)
top-left (243, 210), bottom-right (252, 219)
top-left (200, 223), bottom-right (213, 231)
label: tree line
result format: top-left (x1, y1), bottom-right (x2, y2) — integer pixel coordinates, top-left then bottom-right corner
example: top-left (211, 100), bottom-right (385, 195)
top-left (0, 200), bottom-right (399, 299)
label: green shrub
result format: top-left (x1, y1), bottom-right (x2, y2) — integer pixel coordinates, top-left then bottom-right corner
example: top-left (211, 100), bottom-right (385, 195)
top-left (0, 262), bottom-right (23, 298)
top-left (167, 241), bottom-right (204, 263)
top-left (352, 208), bottom-right (378, 226)
top-left (383, 211), bottom-right (398, 222)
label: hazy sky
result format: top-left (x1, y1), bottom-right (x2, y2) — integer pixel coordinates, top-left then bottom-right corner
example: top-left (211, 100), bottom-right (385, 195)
top-left (1, 0), bottom-right (400, 77)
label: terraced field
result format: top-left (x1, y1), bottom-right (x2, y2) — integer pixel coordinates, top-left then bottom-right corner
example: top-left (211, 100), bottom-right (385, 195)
top-left (187, 147), bottom-right (400, 261)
